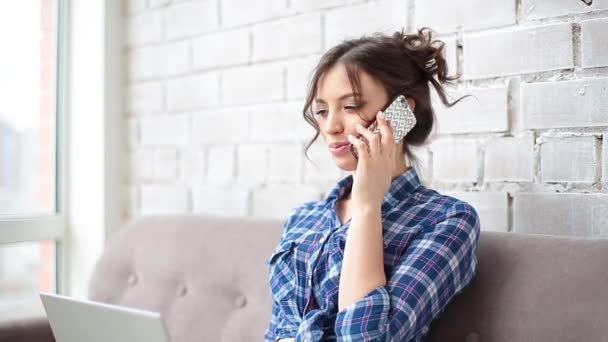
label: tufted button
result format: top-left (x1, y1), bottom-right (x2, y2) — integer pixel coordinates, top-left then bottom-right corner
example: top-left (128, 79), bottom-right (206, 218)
top-left (176, 284), bottom-right (188, 297)
top-left (127, 274), bottom-right (138, 286)
top-left (234, 295), bottom-right (247, 308)
top-left (465, 332), bottom-right (480, 342)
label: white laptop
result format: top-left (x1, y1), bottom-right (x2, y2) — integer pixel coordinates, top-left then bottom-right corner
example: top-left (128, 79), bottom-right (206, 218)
top-left (39, 292), bottom-right (171, 342)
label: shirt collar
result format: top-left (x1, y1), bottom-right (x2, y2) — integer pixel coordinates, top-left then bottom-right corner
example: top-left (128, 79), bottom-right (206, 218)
top-left (324, 166), bottom-right (421, 213)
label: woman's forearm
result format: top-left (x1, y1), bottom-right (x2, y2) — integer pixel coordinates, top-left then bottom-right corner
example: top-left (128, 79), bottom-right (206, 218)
top-left (337, 204), bottom-right (387, 311)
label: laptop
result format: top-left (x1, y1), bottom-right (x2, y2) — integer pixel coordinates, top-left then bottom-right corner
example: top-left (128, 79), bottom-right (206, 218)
top-left (39, 292), bottom-right (171, 342)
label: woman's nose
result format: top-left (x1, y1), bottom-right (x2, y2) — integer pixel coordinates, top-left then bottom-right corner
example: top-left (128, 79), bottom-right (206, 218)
top-left (323, 110), bottom-right (343, 133)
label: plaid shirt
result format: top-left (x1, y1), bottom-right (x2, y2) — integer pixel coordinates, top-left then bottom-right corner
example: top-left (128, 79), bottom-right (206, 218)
top-left (264, 167), bottom-right (480, 342)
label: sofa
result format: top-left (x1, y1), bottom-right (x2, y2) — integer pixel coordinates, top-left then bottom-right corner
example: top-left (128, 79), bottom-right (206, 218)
top-left (2, 215), bottom-right (607, 341)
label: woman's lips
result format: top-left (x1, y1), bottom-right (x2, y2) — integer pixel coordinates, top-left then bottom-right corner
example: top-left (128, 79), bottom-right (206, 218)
top-left (329, 143), bottom-right (350, 156)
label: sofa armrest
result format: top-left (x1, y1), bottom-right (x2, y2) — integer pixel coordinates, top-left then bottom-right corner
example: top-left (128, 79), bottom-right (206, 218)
top-left (0, 316), bottom-right (55, 342)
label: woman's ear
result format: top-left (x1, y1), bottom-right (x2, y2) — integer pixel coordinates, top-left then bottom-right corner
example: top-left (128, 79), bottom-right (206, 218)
top-left (406, 97), bottom-right (416, 112)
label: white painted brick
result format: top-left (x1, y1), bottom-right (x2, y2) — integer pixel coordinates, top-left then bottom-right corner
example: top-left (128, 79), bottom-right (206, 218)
top-left (303, 141), bottom-right (343, 183)
top-left (165, 1), bottom-right (219, 40)
top-left (180, 147), bottom-right (206, 185)
top-left (249, 102), bottom-right (308, 143)
top-left (126, 185), bottom-right (139, 219)
top-left (604, 134), bottom-right (608, 183)
top-left (463, 24), bottom-right (573, 80)
top-left (431, 139), bottom-right (479, 183)
top-left (581, 18), bottom-right (608, 69)
top-left (324, 0), bottom-right (408, 50)
top-left (443, 37), bottom-right (458, 79)
top-left (125, 11), bottom-right (163, 46)
top-left (513, 193), bottom-right (608, 238)
top-left (127, 117), bottom-right (139, 150)
top-left (140, 184), bottom-right (189, 215)
top-left (130, 149), bottom-right (154, 181)
top-left (193, 28), bottom-right (250, 69)
top-left (192, 186), bottom-right (248, 217)
top-left (435, 86), bottom-right (509, 134)
top-left (540, 136), bottom-right (598, 183)
top-left (191, 108), bottom-right (250, 144)
top-left (291, 0), bottom-right (365, 12)
top-left (416, 0), bottom-right (515, 33)
top-left (148, 0), bottom-right (171, 8)
top-left (251, 185), bottom-right (322, 219)
top-left (221, 63), bottom-right (284, 105)
top-left (206, 145), bottom-right (235, 184)
top-left (126, 82), bottom-right (163, 114)
top-left (268, 145), bottom-right (302, 183)
top-left (124, 0), bottom-right (146, 16)
top-left (252, 13), bottom-right (322, 62)
top-left (236, 145), bottom-right (268, 186)
top-left (442, 191), bottom-right (509, 232)
top-left (485, 134), bottom-right (535, 182)
top-left (153, 148), bottom-right (179, 180)
top-left (522, 78), bottom-right (608, 129)
top-left (286, 55), bottom-right (320, 100)
top-left (521, 0), bottom-right (608, 19)
top-left (127, 41), bottom-right (190, 80)
top-left (221, 0), bottom-right (287, 28)
top-left (140, 114), bottom-right (190, 146)
top-left (166, 72), bottom-right (220, 111)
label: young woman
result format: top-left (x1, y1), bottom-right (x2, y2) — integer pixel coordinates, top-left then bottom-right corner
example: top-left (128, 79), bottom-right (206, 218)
top-left (264, 27), bottom-right (480, 342)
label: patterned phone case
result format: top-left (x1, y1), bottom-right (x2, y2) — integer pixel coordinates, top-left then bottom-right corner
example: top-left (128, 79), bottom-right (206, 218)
top-left (350, 94), bottom-right (417, 158)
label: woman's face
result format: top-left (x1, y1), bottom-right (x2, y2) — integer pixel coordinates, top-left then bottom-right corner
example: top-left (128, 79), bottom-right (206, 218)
top-left (313, 64), bottom-right (400, 171)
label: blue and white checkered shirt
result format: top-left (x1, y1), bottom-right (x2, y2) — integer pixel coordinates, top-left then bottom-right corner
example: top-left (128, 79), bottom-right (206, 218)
top-left (264, 166), bottom-right (480, 341)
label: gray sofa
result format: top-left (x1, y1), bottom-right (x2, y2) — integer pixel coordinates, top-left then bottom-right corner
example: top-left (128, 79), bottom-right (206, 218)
top-left (2, 215), bottom-right (608, 341)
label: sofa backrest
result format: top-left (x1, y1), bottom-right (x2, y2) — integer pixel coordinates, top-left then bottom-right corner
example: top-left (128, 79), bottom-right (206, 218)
top-left (88, 215), bottom-right (283, 342)
top-left (89, 215), bottom-right (608, 341)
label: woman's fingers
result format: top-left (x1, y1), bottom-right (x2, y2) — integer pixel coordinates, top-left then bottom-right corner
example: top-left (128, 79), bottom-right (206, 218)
top-left (354, 121), bottom-right (381, 155)
top-left (377, 111), bottom-right (395, 150)
top-left (347, 134), bottom-right (369, 158)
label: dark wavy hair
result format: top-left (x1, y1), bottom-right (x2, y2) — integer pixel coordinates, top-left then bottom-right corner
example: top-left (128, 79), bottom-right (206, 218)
top-left (302, 27), bottom-right (469, 168)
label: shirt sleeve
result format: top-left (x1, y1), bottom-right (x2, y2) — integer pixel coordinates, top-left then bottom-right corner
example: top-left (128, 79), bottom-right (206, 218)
top-left (334, 202), bottom-right (481, 341)
top-left (264, 299), bottom-right (298, 341)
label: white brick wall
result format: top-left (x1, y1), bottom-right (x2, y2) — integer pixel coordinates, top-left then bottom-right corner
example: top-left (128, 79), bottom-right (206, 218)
top-left (124, 0), bottom-right (608, 238)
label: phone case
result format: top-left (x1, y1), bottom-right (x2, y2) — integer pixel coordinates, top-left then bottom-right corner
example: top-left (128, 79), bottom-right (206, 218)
top-left (350, 94), bottom-right (417, 158)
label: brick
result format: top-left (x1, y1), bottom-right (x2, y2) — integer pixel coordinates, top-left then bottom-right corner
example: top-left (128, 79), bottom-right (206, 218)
top-left (165, 1), bottom-right (219, 39)
top-left (249, 102), bottom-right (308, 143)
top-left (130, 148), bottom-right (179, 181)
top-left (126, 82), bottom-right (163, 114)
top-left (443, 37), bottom-right (458, 79)
top-left (513, 193), bottom-right (608, 238)
top-left (192, 186), bottom-right (248, 217)
top-left (431, 139), bottom-right (479, 183)
top-left (463, 24), bottom-right (573, 80)
top-left (126, 117), bottom-right (139, 150)
top-left (221, 63), bottom-right (284, 105)
top-left (290, 0), bottom-right (365, 12)
top-left (148, 0), bottom-right (171, 8)
top-left (540, 136), bottom-right (598, 183)
top-left (442, 191), bottom-right (509, 232)
top-left (581, 18), bottom-right (608, 69)
top-left (604, 134), bottom-right (608, 183)
top-left (251, 185), bottom-right (322, 219)
top-left (127, 41), bottom-right (190, 80)
top-left (485, 134), bottom-right (535, 182)
top-left (303, 141), bottom-right (343, 183)
top-left (140, 114), bottom-right (190, 146)
top-left (286, 55), bottom-right (320, 100)
top-left (522, 78), bottom-right (608, 129)
top-left (521, 0), bottom-right (608, 19)
top-left (191, 108), bottom-right (250, 144)
top-left (166, 73), bottom-right (220, 111)
top-left (236, 145), bottom-right (268, 186)
top-left (124, 0), bottom-right (146, 16)
top-left (252, 13), bottom-right (322, 62)
top-left (130, 149), bottom-right (154, 181)
top-left (140, 184), bottom-right (189, 215)
top-left (126, 185), bottom-right (139, 219)
top-left (435, 86), bottom-right (509, 134)
top-left (221, 0), bottom-right (287, 28)
top-left (324, 0), bottom-right (408, 49)
top-left (207, 146), bottom-right (235, 185)
top-left (193, 28), bottom-right (250, 69)
top-left (415, 0), bottom-right (515, 34)
top-left (268, 145), bottom-right (303, 183)
top-left (125, 11), bottom-right (163, 46)
top-left (153, 148), bottom-right (179, 180)
top-left (180, 147), bottom-right (206, 184)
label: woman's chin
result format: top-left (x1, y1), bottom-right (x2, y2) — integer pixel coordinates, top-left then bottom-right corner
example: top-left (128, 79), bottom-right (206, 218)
top-left (333, 156), bottom-right (357, 172)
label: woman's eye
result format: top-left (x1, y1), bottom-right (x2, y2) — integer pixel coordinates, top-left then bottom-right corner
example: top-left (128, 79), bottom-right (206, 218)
top-left (314, 110), bottom-right (327, 116)
top-left (345, 106), bottom-right (359, 112)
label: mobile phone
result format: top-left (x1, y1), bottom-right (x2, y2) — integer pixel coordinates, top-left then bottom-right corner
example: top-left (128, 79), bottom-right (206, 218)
top-left (350, 94), bottom-right (417, 159)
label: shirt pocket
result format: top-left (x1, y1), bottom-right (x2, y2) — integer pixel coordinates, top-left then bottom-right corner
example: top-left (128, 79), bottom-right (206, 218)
top-left (268, 239), bottom-right (300, 319)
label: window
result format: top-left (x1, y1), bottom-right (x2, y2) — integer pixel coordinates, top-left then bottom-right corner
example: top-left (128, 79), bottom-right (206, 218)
top-left (0, 0), bottom-right (66, 318)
